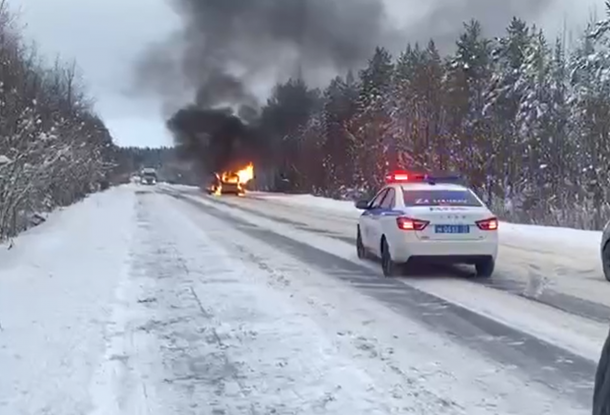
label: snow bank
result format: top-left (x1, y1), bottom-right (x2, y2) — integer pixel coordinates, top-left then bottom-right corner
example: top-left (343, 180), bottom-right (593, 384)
top-left (0, 185), bottom-right (137, 414)
top-left (500, 222), bottom-right (601, 252)
top-left (253, 192), bottom-right (362, 218)
top-left (255, 192), bottom-right (603, 243)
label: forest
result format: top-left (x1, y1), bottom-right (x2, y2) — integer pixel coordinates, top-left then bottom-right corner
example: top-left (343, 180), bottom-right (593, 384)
top-left (4, 0), bottom-right (610, 238)
top-left (254, 5), bottom-right (610, 230)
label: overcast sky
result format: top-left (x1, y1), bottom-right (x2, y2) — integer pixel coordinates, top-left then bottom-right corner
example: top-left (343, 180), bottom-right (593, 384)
top-left (18, 0), bottom-right (180, 148)
top-left (16, 0), bottom-right (603, 148)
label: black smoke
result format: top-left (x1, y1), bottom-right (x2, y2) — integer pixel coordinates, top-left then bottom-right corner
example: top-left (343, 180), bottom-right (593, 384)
top-left (167, 105), bottom-right (261, 175)
top-left (137, 0), bottom-right (560, 172)
top-left (137, 0), bottom-right (395, 173)
top-left (154, 0), bottom-right (392, 97)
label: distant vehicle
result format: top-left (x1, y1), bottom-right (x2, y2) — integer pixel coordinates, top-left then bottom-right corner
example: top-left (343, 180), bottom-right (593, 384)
top-left (140, 168), bottom-right (157, 185)
top-left (600, 221), bottom-right (610, 281)
top-left (354, 170), bottom-right (498, 277)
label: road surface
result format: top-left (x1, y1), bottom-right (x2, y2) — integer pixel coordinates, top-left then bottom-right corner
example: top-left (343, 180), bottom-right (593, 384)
top-left (1, 184), bottom-right (606, 414)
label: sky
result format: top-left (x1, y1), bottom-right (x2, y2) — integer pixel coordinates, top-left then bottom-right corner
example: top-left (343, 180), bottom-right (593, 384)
top-left (16, 0), bottom-right (604, 149)
top-left (17, 0), bottom-right (181, 148)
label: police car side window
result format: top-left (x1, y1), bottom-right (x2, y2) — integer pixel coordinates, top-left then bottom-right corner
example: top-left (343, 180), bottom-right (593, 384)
top-left (370, 189), bottom-right (389, 208)
top-left (380, 189), bottom-right (395, 209)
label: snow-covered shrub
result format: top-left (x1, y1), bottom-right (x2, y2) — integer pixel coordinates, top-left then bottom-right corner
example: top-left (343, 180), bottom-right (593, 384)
top-left (0, 4), bottom-right (117, 240)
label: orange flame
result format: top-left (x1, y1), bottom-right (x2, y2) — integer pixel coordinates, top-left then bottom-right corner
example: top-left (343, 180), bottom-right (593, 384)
top-left (210, 163), bottom-right (254, 196)
top-left (235, 162), bottom-right (254, 184)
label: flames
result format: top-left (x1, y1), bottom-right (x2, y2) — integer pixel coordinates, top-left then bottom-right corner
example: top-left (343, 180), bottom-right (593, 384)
top-left (219, 162), bottom-right (254, 184)
top-left (235, 162), bottom-right (254, 184)
top-left (210, 162), bottom-right (254, 195)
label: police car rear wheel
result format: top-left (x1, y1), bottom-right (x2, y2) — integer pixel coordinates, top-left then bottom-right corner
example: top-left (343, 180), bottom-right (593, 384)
top-left (475, 257), bottom-right (495, 278)
top-left (381, 238), bottom-right (398, 277)
top-left (356, 228), bottom-right (366, 259)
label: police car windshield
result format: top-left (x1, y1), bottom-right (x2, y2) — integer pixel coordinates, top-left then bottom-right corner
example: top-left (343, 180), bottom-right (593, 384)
top-left (402, 189), bottom-right (482, 207)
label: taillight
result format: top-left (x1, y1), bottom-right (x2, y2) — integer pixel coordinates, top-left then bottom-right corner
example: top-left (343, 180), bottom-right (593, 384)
top-left (396, 217), bottom-right (429, 231)
top-left (476, 217), bottom-right (498, 230)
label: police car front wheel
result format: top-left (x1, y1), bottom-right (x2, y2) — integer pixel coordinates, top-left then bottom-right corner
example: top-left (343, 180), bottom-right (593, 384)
top-left (381, 238), bottom-right (400, 277)
top-left (475, 257), bottom-right (495, 278)
top-left (356, 227), bottom-right (366, 259)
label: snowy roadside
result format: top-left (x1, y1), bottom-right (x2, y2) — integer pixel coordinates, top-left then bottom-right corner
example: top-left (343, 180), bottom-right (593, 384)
top-left (0, 185), bottom-right (137, 414)
top-left (159, 192), bottom-right (586, 414)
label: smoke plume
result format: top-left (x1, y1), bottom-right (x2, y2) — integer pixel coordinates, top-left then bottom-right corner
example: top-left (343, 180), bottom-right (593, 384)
top-left (167, 106), bottom-right (262, 175)
top-left (137, 0), bottom-right (564, 174)
top-left (136, 0), bottom-right (397, 175)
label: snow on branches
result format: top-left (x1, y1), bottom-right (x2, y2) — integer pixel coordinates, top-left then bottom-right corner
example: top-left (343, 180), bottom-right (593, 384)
top-left (0, 4), bottom-right (116, 240)
top-left (260, 6), bottom-right (610, 230)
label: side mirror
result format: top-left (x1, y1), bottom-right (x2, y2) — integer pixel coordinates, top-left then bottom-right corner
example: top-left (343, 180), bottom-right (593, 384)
top-left (355, 200), bottom-right (370, 210)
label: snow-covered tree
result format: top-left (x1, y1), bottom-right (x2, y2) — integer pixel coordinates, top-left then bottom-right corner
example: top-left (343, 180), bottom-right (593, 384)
top-left (445, 20), bottom-right (493, 191)
top-left (320, 72), bottom-right (359, 191)
top-left (350, 47), bottom-right (394, 192)
top-left (0, 3), bottom-right (120, 239)
top-left (256, 1), bottom-right (610, 230)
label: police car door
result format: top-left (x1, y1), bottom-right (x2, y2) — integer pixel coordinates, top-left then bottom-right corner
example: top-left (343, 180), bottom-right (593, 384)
top-left (373, 188), bottom-right (397, 256)
top-left (361, 188), bottom-right (389, 249)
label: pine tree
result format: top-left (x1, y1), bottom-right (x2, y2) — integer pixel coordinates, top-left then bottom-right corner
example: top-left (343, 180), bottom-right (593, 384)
top-left (484, 17), bottom-right (532, 202)
top-left (254, 4), bottom-right (610, 229)
top-left (445, 20), bottom-right (493, 192)
top-left (321, 72), bottom-right (359, 192)
top-left (261, 78), bottom-right (319, 191)
top-left (350, 47), bottom-right (394, 191)
top-left (387, 44), bottom-right (419, 170)
top-left (544, 38), bottom-right (573, 205)
top-left (567, 11), bottom-right (610, 227)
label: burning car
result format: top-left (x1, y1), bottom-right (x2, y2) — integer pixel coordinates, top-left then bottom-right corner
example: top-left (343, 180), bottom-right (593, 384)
top-left (207, 163), bottom-right (254, 195)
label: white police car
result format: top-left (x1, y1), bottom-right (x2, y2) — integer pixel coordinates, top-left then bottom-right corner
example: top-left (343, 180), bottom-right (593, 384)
top-left (355, 171), bottom-right (498, 278)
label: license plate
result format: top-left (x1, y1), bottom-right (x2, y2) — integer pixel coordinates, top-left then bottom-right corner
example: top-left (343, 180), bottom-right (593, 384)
top-left (435, 224), bottom-right (469, 234)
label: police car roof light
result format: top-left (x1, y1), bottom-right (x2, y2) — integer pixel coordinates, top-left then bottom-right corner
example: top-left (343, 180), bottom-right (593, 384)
top-left (385, 170), bottom-right (425, 183)
top-left (385, 173), bottom-right (410, 182)
top-left (424, 173), bottom-right (463, 185)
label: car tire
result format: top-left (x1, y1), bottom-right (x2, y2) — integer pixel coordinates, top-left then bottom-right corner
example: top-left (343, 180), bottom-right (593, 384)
top-left (602, 243), bottom-right (610, 282)
top-left (475, 257), bottom-right (495, 278)
top-left (381, 237), bottom-right (399, 277)
top-left (356, 227), bottom-right (366, 259)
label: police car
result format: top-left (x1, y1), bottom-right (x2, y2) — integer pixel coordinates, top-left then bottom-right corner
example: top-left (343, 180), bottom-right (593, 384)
top-left (355, 171), bottom-right (498, 278)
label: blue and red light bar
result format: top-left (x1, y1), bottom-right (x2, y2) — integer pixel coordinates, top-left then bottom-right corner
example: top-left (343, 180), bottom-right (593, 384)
top-left (384, 170), bottom-right (462, 184)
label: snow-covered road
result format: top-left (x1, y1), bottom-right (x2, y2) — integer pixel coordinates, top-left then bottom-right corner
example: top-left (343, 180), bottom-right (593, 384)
top-left (0, 184), bottom-right (603, 414)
